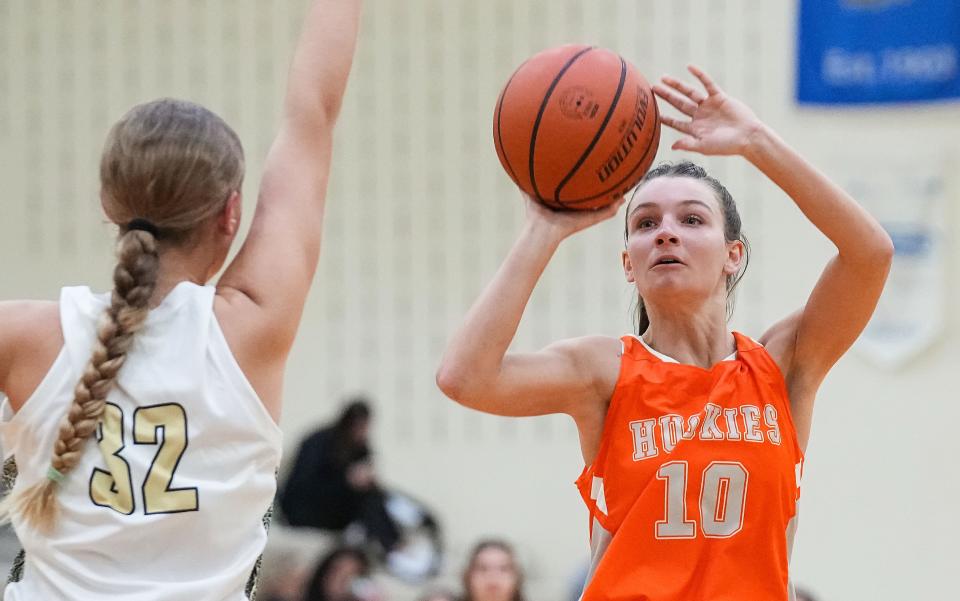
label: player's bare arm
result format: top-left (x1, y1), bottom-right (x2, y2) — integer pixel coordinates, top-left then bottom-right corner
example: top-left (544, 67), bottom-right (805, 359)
top-left (437, 195), bottom-right (623, 428)
top-left (655, 65), bottom-right (893, 450)
top-left (748, 127), bottom-right (892, 447)
top-left (215, 0), bottom-right (362, 417)
top-left (0, 301), bottom-right (61, 412)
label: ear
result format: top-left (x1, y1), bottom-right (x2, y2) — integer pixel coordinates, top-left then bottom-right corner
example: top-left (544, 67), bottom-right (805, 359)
top-left (723, 239), bottom-right (745, 277)
top-left (622, 249), bottom-right (636, 283)
top-left (217, 191), bottom-right (242, 237)
top-left (99, 190), bottom-right (119, 223)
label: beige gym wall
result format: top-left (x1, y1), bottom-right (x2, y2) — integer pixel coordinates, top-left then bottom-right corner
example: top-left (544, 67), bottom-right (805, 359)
top-left (1, 1), bottom-right (957, 599)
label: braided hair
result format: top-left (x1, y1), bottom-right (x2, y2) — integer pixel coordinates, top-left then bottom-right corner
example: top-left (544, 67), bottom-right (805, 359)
top-left (3, 229), bottom-right (159, 532)
top-left (0, 98), bottom-right (244, 532)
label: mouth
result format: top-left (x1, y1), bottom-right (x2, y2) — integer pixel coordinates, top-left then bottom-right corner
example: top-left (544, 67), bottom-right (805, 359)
top-left (651, 255), bottom-right (685, 268)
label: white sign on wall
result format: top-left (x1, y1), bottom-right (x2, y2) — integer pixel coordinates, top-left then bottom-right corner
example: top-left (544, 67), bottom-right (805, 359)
top-left (844, 157), bottom-right (948, 367)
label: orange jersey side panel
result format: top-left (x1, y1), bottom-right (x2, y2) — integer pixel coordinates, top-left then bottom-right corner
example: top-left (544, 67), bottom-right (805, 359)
top-left (576, 333), bottom-right (803, 601)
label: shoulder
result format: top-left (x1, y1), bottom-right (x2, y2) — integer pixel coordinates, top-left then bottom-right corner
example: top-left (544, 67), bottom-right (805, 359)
top-left (550, 335), bottom-right (622, 357)
top-left (547, 335), bottom-right (622, 376)
top-left (212, 288), bottom-right (289, 420)
top-left (547, 335), bottom-right (622, 411)
top-left (213, 285), bottom-right (290, 351)
top-left (0, 299), bottom-right (59, 322)
top-left (759, 311), bottom-right (825, 412)
top-left (0, 300), bottom-right (61, 353)
top-left (758, 310), bottom-right (801, 377)
top-left (551, 336), bottom-right (622, 461)
top-left (0, 300), bottom-right (63, 409)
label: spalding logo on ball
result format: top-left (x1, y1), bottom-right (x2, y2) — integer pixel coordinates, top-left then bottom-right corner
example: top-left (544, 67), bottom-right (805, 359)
top-left (493, 44), bottom-right (661, 210)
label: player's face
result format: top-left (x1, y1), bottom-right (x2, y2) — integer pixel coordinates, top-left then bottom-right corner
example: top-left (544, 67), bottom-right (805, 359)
top-left (622, 177), bottom-right (740, 305)
top-left (466, 547), bottom-right (520, 601)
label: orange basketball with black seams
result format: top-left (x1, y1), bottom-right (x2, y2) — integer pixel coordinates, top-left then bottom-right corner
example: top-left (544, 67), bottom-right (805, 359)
top-left (493, 44), bottom-right (661, 210)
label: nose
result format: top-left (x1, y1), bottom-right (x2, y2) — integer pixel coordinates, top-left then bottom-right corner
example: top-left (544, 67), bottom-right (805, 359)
top-left (655, 226), bottom-right (679, 246)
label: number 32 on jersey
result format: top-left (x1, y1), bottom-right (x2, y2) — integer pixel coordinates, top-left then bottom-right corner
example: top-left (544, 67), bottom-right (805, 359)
top-left (89, 402), bottom-right (199, 515)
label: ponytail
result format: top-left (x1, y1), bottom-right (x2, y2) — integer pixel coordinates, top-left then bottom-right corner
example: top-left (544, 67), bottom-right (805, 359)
top-left (0, 228), bottom-right (159, 532)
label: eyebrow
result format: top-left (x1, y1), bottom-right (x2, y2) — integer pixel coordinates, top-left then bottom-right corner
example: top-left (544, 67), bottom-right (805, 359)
top-left (628, 198), bottom-right (715, 217)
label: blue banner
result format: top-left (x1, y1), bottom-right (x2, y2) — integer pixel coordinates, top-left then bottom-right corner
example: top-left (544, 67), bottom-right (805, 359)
top-left (797, 0), bottom-right (960, 105)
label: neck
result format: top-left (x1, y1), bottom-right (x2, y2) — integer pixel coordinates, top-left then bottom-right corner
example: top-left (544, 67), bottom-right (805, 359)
top-left (147, 245), bottom-right (213, 307)
top-left (641, 293), bottom-right (734, 368)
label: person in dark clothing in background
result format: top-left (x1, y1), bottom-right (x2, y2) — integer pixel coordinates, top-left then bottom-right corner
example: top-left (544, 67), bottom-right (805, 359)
top-left (281, 397), bottom-right (443, 582)
top-left (302, 546), bottom-right (384, 601)
top-left (280, 398), bottom-right (401, 555)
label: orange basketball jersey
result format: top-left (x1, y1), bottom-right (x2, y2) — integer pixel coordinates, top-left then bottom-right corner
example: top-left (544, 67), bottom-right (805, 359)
top-left (576, 333), bottom-right (804, 601)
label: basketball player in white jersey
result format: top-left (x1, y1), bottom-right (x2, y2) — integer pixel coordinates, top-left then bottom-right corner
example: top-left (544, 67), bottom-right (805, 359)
top-left (0, 0), bottom-right (361, 599)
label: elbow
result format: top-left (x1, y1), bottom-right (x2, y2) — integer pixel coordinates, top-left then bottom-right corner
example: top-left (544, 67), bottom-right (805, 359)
top-left (874, 230), bottom-right (895, 271)
top-left (880, 231), bottom-right (895, 261)
top-left (435, 363), bottom-right (466, 403)
top-left (435, 362), bottom-right (486, 409)
top-left (318, 94), bottom-right (345, 125)
top-left (844, 228), bottom-right (894, 272)
top-left (283, 92), bottom-right (343, 133)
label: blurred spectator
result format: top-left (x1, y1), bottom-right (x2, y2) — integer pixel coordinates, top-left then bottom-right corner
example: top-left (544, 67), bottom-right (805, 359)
top-left (416, 587), bottom-right (458, 601)
top-left (280, 397), bottom-right (442, 582)
top-left (255, 548), bottom-right (311, 601)
top-left (281, 398), bottom-right (400, 553)
top-left (303, 546), bottom-right (384, 601)
top-left (461, 540), bottom-right (526, 601)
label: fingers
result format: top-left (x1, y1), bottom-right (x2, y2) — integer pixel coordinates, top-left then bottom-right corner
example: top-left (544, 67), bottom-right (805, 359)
top-left (652, 84), bottom-right (697, 117)
top-left (588, 196), bottom-right (626, 224)
top-left (661, 75), bottom-right (706, 104)
top-left (659, 114), bottom-right (693, 135)
top-left (687, 64), bottom-right (722, 96)
top-left (671, 137), bottom-right (701, 153)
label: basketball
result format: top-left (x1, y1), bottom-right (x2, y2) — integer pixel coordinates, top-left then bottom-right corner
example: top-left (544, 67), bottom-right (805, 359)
top-left (493, 45), bottom-right (661, 210)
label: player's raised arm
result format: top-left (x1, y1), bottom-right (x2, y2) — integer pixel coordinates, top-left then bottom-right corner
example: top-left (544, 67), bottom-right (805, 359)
top-left (217, 0), bottom-right (362, 352)
top-left (654, 65), bottom-right (893, 445)
top-left (743, 124), bottom-right (893, 382)
top-left (436, 196), bottom-right (622, 419)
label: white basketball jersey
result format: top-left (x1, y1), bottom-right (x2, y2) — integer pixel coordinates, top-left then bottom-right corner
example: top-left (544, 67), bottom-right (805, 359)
top-left (0, 282), bottom-right (282, 601)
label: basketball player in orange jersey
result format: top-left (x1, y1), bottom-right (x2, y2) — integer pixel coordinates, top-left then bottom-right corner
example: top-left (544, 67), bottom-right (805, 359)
top-left (0, 1), bottom-right (360, 599)
top-left (436, 65), bottom-right (893, 601)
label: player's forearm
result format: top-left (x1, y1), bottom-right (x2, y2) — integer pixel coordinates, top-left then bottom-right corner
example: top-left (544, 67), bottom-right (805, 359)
top-left (436, 222), bottom-right (561, 399)
top-left (284, 0), bottom-right (362, 127)
top-left (744, 125), bottom-right (893, 265)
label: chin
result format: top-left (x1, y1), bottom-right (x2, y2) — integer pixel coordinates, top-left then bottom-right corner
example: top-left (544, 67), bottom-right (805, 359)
top-left (641, 279), bottom-right (712, 304)
top-left (642, 275), bottom-right (692, 294)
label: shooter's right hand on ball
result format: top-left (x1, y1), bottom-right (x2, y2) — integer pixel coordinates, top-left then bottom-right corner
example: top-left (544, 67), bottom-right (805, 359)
top-left (521, 192), bottom-right (625, 243)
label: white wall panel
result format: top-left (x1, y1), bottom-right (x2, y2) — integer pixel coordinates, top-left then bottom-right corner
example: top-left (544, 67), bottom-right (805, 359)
top-left (1, 1), bottom-right (958, 599)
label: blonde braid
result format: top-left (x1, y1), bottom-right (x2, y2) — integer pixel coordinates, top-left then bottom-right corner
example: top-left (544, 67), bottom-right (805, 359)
top-left (2, 229), bottom-right (159, 533)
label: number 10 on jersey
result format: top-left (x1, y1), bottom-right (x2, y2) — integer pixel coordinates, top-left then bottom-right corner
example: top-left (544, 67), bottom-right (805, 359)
top-left (656, 461), bottom-right (748, 539)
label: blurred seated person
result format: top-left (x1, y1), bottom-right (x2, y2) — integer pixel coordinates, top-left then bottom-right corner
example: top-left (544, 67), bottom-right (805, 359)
top-left (303, 546), bottom-right (384, 601)
top-left (415, 587), bottom-right (457, 601)
top-left (281, 399), bottom-right (398, 549)
top-left (280, 397), bottom-right (441, 581)
top-left (461, 539), bottom-right (526, 601)
top-left (255, 548), bottom-right (312, 601)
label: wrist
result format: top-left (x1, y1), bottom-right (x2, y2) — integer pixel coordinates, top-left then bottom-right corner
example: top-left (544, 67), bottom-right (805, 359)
top-left (521, 219), bottom-right (566, 248)
top-left (740, 120), bottom-right (776, 165)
